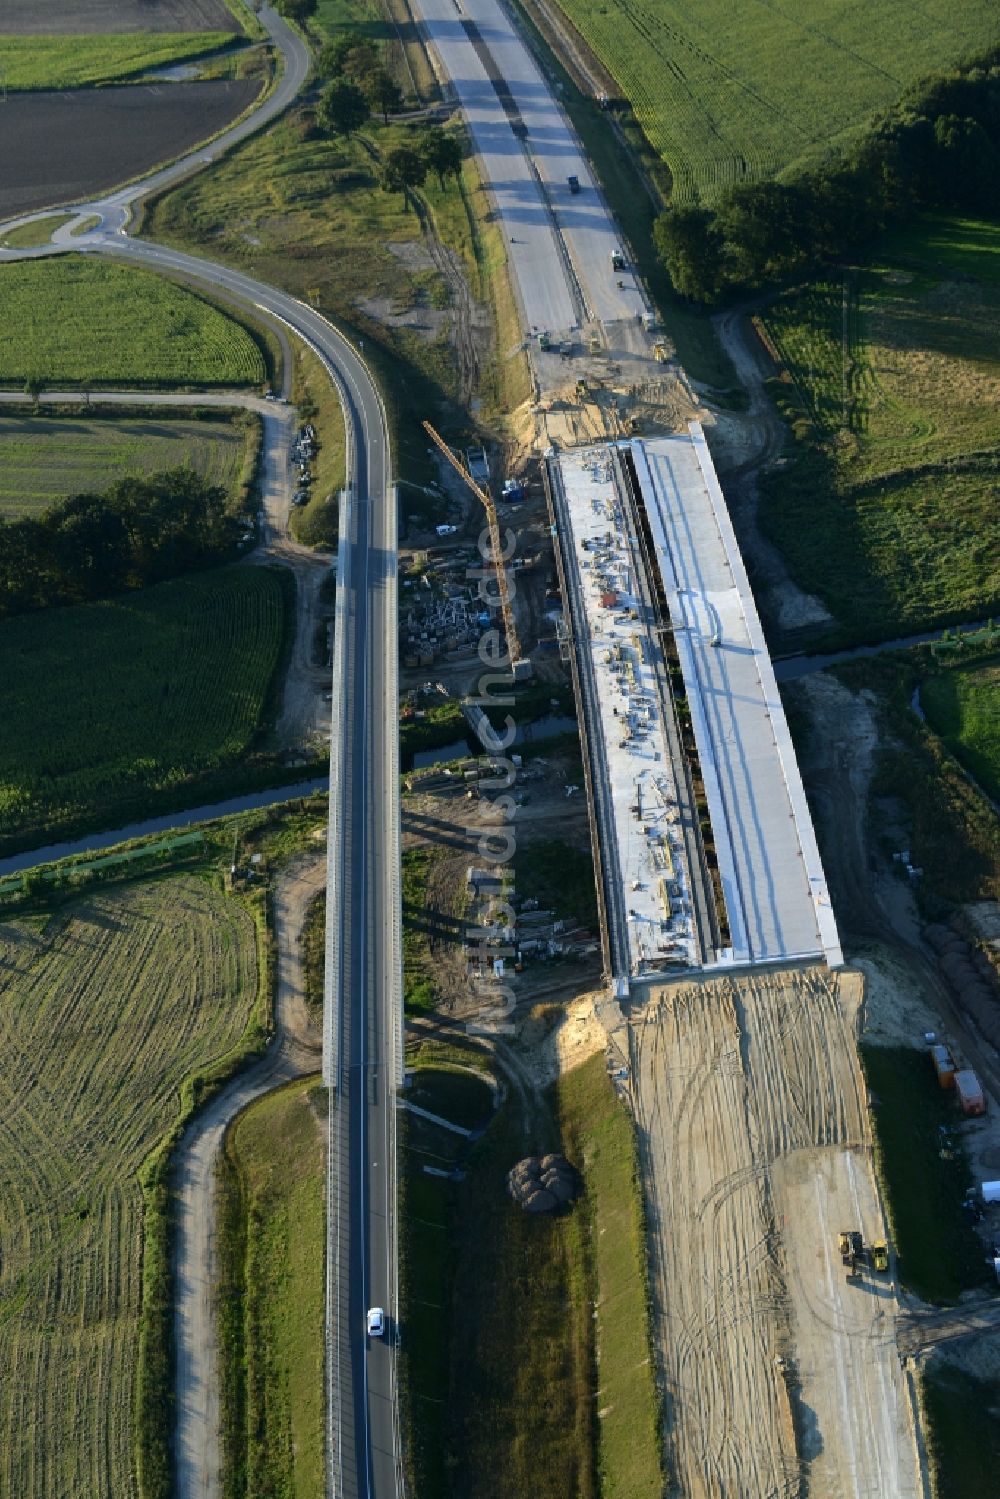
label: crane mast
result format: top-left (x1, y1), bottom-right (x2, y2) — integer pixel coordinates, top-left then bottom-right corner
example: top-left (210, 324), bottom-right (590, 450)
top-left (422, 422), bottom-right (530, 677)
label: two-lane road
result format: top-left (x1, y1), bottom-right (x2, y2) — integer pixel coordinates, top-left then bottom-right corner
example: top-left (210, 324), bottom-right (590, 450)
top-left (0, 1), bottom-right (404, 1488)
top-left (68, 237), bottom-right (405, 1497)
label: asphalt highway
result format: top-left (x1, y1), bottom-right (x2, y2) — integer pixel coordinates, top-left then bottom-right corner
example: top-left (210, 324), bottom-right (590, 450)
top-left (412, 0), bottom-right (648, 333)
top-left (0, 5), bottom-right (402, 1495)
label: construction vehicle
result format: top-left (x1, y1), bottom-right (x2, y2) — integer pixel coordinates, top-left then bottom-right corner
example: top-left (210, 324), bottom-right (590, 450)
top-left (422, 422), bottom-right (531, 679)
top-left (871, 1240), bottom-right (889, 1272)
top-left (839, 1230), bottom-right (864, 1279)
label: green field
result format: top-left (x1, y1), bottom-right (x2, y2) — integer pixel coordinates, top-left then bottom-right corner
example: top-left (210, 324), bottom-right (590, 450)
top-left (0, 414), bottom-right (256, 517)
top-left (0, 874), bottom-right (259, 1499)
top-left (551, 0), bottom-right (998, 203)
top-left (758, 217), bottom-right (1000, 644)
top-left (860, 1045), bottom-right (990, 1302)
top-left (0, 258), bottom-right (266, 388)
top-left (0, 564), bottom-right (290, 849)
top-left (879, 215), bottom-right (1000, 285)
top-left (218, 1078), bottom-right (326, 1499)
top-left (921, 656), bottom-right (1000, 804)
top-left (0, 32), bottom-right (234, 89)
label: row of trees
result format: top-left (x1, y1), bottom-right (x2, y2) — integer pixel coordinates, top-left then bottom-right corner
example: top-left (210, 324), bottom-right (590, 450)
top-left (0, 471), bottom-right (236, 617)
top-left (655, 52), bottom-right (1000, 303)
top-left (314, 31), bottom-right (464, 199)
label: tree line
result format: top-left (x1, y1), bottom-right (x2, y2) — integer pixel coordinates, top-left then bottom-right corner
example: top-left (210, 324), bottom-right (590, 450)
top-left (0, 471), bottom-right (237, 617)
top-left (655, 50), bottom-right (1000, 303)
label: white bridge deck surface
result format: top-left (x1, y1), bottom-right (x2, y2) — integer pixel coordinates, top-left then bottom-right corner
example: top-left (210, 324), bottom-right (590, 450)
top-left (557, 446), bottom-right (697, 977)
top-left (631, 428), bottom-right (843, 968)
top-left (412, 0), bottom-right (646, 333)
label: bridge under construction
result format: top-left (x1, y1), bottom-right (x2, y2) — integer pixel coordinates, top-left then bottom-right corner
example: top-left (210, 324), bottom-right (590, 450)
top-left (545, 425), bottom-right (843, 989)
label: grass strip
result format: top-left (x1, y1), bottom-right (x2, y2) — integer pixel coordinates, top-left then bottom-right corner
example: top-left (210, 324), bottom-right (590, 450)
top-left (401, 1048), bottom-right (660, 1496)
top-left (216, 1078), bottom-right (327, 1499)
top-left (0, 32), bottom-right (236, 90)
top-left (0, 214), bottom-right (74, 248)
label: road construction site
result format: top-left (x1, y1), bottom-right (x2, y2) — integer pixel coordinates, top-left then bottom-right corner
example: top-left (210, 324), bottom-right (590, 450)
top-left (629, 967), bottom-right (923, 1499)
top-left (545, 428), bottom-right (841, 986)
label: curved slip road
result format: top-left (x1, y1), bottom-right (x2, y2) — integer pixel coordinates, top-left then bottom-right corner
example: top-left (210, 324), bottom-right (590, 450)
top-left (0, 7), bottom-right (404, 1496)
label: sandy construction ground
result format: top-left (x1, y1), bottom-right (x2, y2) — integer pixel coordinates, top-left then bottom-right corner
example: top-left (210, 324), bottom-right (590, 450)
top-left (630, 966), bottom-right (923, 1499)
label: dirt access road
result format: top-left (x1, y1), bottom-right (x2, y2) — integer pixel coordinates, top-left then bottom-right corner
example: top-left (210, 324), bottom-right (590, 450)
top-left (630, 966), bottom-right (923, 1499)
top-left (172, 854), bottom-right (324, 1499)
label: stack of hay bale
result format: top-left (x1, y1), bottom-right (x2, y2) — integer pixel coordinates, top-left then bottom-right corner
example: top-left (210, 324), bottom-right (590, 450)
top-left (507, 1153), bottom-right (579, 1213)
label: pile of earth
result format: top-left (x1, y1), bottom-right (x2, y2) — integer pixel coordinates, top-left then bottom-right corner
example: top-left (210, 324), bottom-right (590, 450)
top-left (507, 1153), bottom-right (579, 1213)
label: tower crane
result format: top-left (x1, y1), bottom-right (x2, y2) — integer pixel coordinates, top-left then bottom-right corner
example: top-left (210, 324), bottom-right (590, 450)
top-left (422, 421), bottom-right (531, 678)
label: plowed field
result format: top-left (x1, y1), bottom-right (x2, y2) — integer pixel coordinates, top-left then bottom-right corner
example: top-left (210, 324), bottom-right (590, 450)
top-left (0, 0), bottom-right (240, 32)
top-left (0, 876), bottom-right (259, 1499)
top-left (0, 80), bottom-right (260, 220)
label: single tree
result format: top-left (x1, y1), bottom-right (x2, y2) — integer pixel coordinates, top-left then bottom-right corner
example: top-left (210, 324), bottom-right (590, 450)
top-left (418, 128), bottom-right (463, 188)
top-left (377, 145), bottom-right (427, 204)
top-left (318, 76), bottom-right (369, 139)
top-left (24, 373), bottom-right (44, 411)
top-left (276, 0), bottom-right (317, 19)
top-left (364, 67), bottom-right (403, 126)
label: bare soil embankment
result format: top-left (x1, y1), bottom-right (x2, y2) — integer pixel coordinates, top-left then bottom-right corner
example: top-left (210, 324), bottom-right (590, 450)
top-left (631, 966), bottom-right (922, 1499)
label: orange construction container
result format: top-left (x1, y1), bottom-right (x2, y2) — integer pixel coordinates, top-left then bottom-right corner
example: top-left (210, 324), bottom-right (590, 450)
top-left (955, 1069), bottom-right (986, 1117)
top-left (931, 1044), bottom-right (956, 1089)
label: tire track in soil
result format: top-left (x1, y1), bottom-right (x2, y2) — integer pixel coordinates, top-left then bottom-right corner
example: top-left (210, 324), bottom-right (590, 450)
top-left (414, 196), bottom-right (482, 406)
top-left (629, 967), bottom-right (918, 1499)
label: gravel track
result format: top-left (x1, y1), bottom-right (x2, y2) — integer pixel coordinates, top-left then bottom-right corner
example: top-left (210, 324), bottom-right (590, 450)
top-left (172, 854), bottom-right (325, 1499)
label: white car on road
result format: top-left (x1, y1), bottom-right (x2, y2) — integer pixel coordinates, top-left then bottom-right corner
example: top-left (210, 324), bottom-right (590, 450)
top-left (366, 1307), bottom-right (384, 1339)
